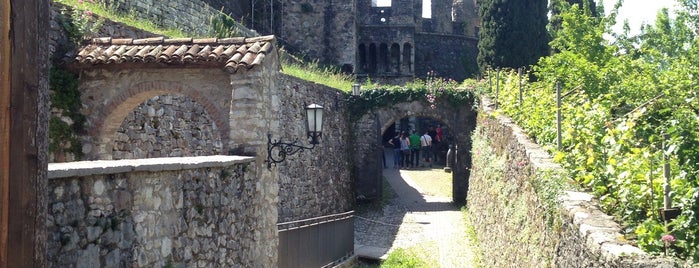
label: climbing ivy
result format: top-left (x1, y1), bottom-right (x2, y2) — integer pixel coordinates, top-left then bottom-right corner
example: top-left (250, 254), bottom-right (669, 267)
top-left (345, 77), bottom-right (478, 121)
top-left (49, 67), bottom-right (85, 160)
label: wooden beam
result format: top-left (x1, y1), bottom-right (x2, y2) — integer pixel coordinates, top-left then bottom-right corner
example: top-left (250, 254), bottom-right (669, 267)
top-left (0, 0), bottom-right (12, 265)
top-left (1, 0), bottom-right (49, 266)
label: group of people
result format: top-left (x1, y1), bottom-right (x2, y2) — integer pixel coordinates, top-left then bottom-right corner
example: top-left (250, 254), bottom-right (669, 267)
top-left (388, 125), bottom-right (442, 169)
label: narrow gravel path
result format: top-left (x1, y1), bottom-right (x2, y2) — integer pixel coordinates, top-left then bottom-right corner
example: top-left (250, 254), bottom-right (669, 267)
top-left (354, 167), bottom-right (478, 267)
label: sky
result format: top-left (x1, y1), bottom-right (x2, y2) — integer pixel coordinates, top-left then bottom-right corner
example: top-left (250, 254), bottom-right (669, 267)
top-left (602, 0), bottom-right (679, 34)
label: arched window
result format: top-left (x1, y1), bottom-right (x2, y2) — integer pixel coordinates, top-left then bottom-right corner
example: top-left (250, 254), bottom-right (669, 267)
top-left (403, 43), bottom-right (413, 74)
top-left (379, 43), bottom-right (389, 73)
top-left (390, 43), bottom-right (401, 73)
top-left (358, 43), bottom-right (367, 73)
top-left (369, 43), bottom-right (377, 74)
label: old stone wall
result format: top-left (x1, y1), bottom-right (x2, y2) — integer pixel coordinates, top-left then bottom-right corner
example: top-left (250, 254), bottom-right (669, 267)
top-left (101, 0), bottom-right (256, 37)
top-left (469, 97), bottom-right (680, 267)
top-left (112, 94), bottom-right (223, 160)
top-left (274, 74), bottom-right (354, 222)
top-left (47, 156), bottom-right (277, 268)
top-left (77, 68), bottom-right (234, 161)
top-left (357, 0), bottom-right (415, 26)
top-left (414, 33), bottom-right (478, 81)
top-left (49, 2), bottom-right (160, 62)
top-left (279, 1), bottom-right (356, 69)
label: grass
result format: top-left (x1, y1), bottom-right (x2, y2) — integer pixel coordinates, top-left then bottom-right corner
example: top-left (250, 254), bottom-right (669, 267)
top-left (55, 0), bottom-right (190, 38)
top-left (461, 207), bottom-right (484, 267)
top-left (280, 60), bottom-right (356, 92)
top-left (381, 243), bottom-right (439, 268)
top-left (400, 168), bottom-right (452, 197)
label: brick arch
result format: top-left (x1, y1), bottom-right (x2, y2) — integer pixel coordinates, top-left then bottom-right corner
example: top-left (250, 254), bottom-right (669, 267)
top-left (88, 81), bottom-right (230, 160)
top-left (353, 99), bottom-right (477, 204)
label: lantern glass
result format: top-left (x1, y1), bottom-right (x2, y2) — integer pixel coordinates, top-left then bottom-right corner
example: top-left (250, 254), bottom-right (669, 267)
top-left (305, 104), bottom-right (323, 143)
top-left (352, 84), bottom-right (360, 96)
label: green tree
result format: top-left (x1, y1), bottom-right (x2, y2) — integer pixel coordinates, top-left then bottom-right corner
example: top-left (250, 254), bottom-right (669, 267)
top-left (477, 0), bottom-right (550, 71)
top-left (549, 0), bottom-right (598, 42)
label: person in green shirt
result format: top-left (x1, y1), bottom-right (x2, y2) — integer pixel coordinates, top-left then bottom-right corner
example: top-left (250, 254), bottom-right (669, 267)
top-left (409, 130), bottom-right (421, 168)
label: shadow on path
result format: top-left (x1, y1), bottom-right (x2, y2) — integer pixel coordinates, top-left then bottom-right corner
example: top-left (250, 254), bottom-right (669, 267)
top-left (354, 149), bottom-right (467, 262)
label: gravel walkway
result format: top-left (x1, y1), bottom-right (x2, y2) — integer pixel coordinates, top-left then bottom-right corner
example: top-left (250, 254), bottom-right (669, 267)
top-left (354, 167), bottom-right (479, 267)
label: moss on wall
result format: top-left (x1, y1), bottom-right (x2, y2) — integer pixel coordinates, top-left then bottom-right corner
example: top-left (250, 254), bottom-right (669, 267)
top-left (49, 66), bottom-right (85, 160)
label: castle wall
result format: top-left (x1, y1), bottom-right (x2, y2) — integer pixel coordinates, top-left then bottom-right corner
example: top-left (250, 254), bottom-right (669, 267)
top-left (414, 33), bottom-right (478, 81)
top-left (279, 1), bottom-right (356, 70)
top-left (354, 0), bottom-right (480, 81)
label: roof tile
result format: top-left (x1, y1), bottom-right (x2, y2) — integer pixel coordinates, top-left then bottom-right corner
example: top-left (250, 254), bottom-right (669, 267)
top-left (111, 38), bottom-right (133, 45)
top-left (133, 37), bottom-right (164, 45)
top-left (74, 35), bottom-right (276, 73)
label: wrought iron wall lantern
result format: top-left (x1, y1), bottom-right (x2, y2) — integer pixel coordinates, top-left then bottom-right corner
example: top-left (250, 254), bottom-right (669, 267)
top-left (267, 103), bottom-right (324, 168)
top-left (352, 84), bottom-right (361, 96)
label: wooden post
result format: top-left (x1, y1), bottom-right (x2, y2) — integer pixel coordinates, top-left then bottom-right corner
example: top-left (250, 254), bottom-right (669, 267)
top-left (0, 0), bottom-right (49, 266)
top-left (0, 2), bottom-right (10, 264)
top-left (518, 67), bottom-right (523, 105)
top-left (556, 81), bottom-right (562, 150)
top-left (495, 68), bottom-right (500, 109)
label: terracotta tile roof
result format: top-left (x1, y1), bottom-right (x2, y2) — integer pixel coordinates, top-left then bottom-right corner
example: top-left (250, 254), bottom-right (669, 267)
top-left (74, 35), bottom-right (276, 73)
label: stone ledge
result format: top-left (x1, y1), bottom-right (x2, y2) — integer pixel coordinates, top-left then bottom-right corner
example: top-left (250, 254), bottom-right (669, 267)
top-left (478, 96), bottom-right (680, 266)
top-left (48, 155), bottom-right (255, 179)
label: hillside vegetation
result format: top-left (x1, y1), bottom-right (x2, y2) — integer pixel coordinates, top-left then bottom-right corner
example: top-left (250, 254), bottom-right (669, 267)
top-left (478, 3), bottom-right (699, 262)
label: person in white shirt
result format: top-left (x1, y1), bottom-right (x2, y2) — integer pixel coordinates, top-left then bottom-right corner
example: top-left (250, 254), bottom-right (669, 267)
top-left (420, 131), bottom-right (433, 168)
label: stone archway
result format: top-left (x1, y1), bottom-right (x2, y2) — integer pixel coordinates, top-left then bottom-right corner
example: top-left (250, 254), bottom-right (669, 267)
top-left (380, 116), bottom-right (451, 166)
top-left (111, 93), bottom-right (223, 160)
top-left (352, 99), bottom-right (477, 204)
top-left (80, 79), bottom-right (231, 160)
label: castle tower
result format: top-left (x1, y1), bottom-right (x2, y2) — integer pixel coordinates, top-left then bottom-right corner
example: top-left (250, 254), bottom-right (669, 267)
top-left (270, 0), bottom-right (479, 83)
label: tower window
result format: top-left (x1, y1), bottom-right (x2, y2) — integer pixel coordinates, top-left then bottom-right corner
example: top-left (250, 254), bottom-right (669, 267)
top-left (422, 0), bottom-right (432, 18)
top-left (372, 0), bottom-right (391, 7)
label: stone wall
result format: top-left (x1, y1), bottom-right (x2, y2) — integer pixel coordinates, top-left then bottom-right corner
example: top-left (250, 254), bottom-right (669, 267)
top-left (102, 0), bottom-right (256, 37)
top-left (279, 1), bottom-right (356, 69)
top-left (274, 74), bottom-right (354, 222)
top-left (112, 94), bottom-right (223, 159)
top-left (468, 97), bottom-right (680, 267)
top-left (50, 2), bottom-right (167, 60)
top-left (47, 156), bottom-right (277, 267)
top-left (414, 33), bottom-right (478, 81)
top-left (77, 68), bottom-right (234, 161)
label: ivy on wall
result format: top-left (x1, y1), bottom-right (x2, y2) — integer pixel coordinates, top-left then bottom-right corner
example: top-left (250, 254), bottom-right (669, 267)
top-left (49, 67), bottom-right (86, 160)
top-left (345, 78), bottom-right (478, 121)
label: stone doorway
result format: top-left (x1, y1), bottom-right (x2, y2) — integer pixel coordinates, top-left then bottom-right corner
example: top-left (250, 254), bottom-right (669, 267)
top-left (381, 116), bottom-right (452, 167)
top-left (352, 99), bottom-right (477, 204)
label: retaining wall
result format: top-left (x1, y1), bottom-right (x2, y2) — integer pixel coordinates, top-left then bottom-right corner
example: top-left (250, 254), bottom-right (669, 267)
top-left (468, 97), bottom-right (680, 267)
top-left (102, 0), bottom-right (256, 37)
top-left (47, 156), bottom-right (277, 267)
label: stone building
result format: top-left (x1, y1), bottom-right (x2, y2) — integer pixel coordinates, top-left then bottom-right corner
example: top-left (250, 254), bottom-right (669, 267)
top-left (70, 0), bottom-right (480, 83)
top-left (267, 0), bottom-right (481, 82)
